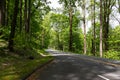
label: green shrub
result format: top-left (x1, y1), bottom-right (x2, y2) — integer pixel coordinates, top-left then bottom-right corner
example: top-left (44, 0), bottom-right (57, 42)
top-left (103, 50), bottom-right (120, 60)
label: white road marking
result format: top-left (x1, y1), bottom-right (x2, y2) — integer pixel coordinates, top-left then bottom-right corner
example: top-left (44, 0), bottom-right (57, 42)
top-left (98, 75), bottom-right (110, 80)
top-left (104, 72), bottom-right (120, 79)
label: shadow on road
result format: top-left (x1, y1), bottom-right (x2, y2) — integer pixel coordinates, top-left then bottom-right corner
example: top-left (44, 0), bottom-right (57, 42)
top-left (36, 50), bottom-right (119, 80)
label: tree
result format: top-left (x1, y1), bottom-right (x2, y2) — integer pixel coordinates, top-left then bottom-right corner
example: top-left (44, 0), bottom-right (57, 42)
top-left (59, 0), bottom-right (77, 51)
top-left (90, 0), bottom-right (96, 55)
top-left (24, 0), bottom-right (28, 33)
top-left (20, 0), bottom-right (23, 32)
top-left (83, 0), bottom-right (87, 55)
top-left (93, 0), bottom-right (96, 55)
top-left (0, 0), bottom-right (5, 26)
top-left (100, 0), bottom-right (103, 57)
top-left (8, 0), bottom-right (19, 51)
top-left (103, 0), bottom-right (116, 51)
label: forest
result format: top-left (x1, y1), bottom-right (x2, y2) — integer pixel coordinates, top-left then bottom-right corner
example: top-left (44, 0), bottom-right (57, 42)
top-left (0, 0), bottom-right (120, 79)
top-left (0, 0), bottom-right (120, 57)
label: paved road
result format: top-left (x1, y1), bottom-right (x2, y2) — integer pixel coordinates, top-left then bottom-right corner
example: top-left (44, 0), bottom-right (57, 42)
top-left (36, 49), bottom-right (120, 80)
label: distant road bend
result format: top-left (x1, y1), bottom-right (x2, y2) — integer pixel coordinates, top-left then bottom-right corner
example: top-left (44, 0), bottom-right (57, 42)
top-left (36, 49), bottom-right (120, 80)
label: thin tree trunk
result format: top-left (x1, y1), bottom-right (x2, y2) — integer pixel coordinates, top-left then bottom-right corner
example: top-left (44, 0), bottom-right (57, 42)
top-left (100, 0), bottom-right (103, 57)
top-left (91, 0), bottom-right (96, 56)
top-left (5, 0), bottom-right (9, 26)
top-left (118, 0), bottom-right (120, 13)
top-left (3, 0), bottom-right (5, 26)
top-left (0, 4), bottom-right (1, 25)
top-left (24, 0), bottom-right (28, 33)
top-left (8, 0), bottom-right (19, 51)
top-left (0, 0), bottom-right (5, 26)
top-left (57, 32), bottom-right (60, 50)
top-left (41, 30), bottom-right (45, 48)
top-left (4, 0), bottom-right (9, 26)
top-left (103, 0), bottom-right (109, 51)
top-left (27, 0), bottom-right (31, 33)
top-left (20, 0), bottom-right (22, 32)
top-left (83, 0), bottom-right (86, 55)
top-left (69, 7), bottom-right (73, 51)
top-left (93, 0), bottom-right (96, 55)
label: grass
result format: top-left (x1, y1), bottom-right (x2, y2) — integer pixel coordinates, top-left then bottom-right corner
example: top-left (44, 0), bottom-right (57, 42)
top-left (0, 48), bottom-right (53, 80)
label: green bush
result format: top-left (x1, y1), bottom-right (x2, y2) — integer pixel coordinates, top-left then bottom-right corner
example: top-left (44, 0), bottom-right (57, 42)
top-left (103, 50), bottom-right (120, 60)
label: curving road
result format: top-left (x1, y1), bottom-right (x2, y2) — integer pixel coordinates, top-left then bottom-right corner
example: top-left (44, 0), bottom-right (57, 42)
top-left (36, 49), bottom-right (120, 80)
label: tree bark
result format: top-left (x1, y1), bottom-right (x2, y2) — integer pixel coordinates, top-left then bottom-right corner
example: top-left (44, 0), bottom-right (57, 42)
top-left (0, 0), bottom-right (5, 26)
top-left (100, 0), bottom-right (103, 57)
top-left (6, 0), bottom-right (10, 26)
top-left (8, 0), bottom-right (19, 51)
top-left (69, 7), bottom-right (73, 51)
top-left (24, 0), bottom-right (28, 33)
top-left (0, 2), bottom-right (1, 26)
top-left (118, 0), bottom-right (120, 13)
top-left (93, 0), bottom-right (96, 55)
top-left (20, 0), bottom-right (22, 32)
top-left (103, 0), bottom-right (114, 51)
top-left (83, 0), bottom-right (86, 55)
top-left (91, 0), bottom-right (96, 56)
top-left (27, 0), bottom-right (31, 33)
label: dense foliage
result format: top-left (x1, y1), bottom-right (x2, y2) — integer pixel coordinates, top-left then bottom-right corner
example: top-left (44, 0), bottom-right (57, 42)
top-left (0, 0), bottom-right (120, 60)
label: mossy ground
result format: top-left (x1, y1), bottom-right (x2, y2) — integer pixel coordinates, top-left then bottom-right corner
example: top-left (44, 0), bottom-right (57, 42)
top-left (0, 47), bottom-right (53, 80)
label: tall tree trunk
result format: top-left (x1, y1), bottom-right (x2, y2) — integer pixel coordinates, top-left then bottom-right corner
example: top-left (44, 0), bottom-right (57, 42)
top-left (83, 0), bottom-right (86, 55)
top-left (57, 32), bottom-right (60, 50)
top-left (93, 0), bottom-right (96, 55)
top-left (24, 0), bottom-right (28, 33)
top-left (41, 31), bottom-right (44, 48)
top-left (69, 6), bottom-right (73, 51)
top-left (91, 0), bottom-right (96, 56)
top-left (27, 0), bottom-right (31, 33)
top-left (0, 0), bottom-right (5, 26)
top-left (8, 0), bottom-right (19, 51)
top-left (103, 0), bottom-right (114, 51)
top-left (5, 0), bottom-right (8, 26)
top-left (20, 0), bottom-right (22, 32)
top-left (6, 0), bottom-right (10, 26)
top-left (103, 0), bottom-right (107, 51)
top-left (0, 1), bottom-right (2, 26)
top-left (100, 0), bottom-right (103, 57)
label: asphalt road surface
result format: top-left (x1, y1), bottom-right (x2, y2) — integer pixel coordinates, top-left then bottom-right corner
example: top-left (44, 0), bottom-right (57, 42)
top-left (36, 49), bottom-right (120, 80)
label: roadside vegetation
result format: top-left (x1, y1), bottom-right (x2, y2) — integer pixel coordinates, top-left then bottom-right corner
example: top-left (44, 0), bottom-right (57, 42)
top-left (0, 46), bottom-right (53, 80)
top-left (0, 0), bottom-right (120, 79)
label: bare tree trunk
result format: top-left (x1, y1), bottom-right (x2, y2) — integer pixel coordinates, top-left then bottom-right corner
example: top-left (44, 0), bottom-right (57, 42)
top-left (100, 0), bottom-right (103, 57)
top-left (83, 0), bottom-right (86, 55)
top-left (8, 0), bottom-right (19, 51)
top-left (27, 0), bottom-right (31, 33)
top-left (5, 0), bottom-right (8, 26)
top-left (6, 0), bottom-right (10, 26)
top-left (57, 32), bottom-right (60, 50)
top-left (0, 2), bottom-right (2, 25)
top-left (20, 0), bottom-right (22, 32)
top-left (93, 0), bottom-right (96, 55)
top-left (0, 0), bottom-right (5, 26)
top-left (91, 0), bottom-right (96, 56)
top-left (103, 0), bottom-right (115, 51)
top-left (69, 7), bottom-right (73, 51)
top-left (41, 30), bottom-right (45, 48)
top-left (24, 0), bottom-right (28, 33)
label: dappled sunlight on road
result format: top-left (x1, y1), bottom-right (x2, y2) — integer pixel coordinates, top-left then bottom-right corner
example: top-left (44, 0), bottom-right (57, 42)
top-left (36, 49), bottom-right (120, 80)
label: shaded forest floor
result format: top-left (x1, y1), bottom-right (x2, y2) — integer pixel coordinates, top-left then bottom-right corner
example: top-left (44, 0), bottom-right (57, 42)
top-left (0, 41), bottom-right (53, 80)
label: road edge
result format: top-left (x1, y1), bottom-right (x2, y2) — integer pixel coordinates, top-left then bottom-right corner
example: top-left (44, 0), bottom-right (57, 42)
top-left (23, 58), bottom-right (54, 80)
